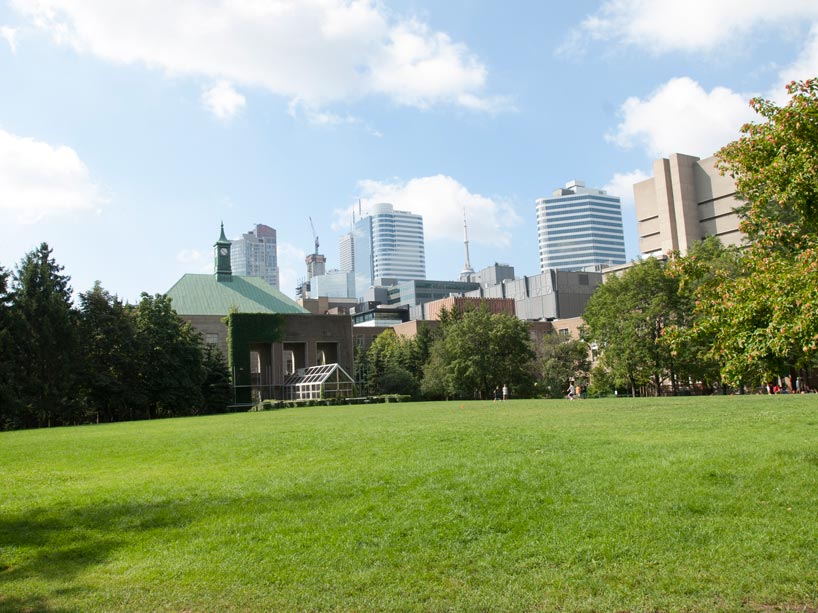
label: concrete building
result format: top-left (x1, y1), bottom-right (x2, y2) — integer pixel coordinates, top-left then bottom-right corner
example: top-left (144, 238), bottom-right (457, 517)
top-left (535, 180), bottom-right (626, 272)
top-left (352, 202), bottom-right (426, 298)
top-left (230, 223), bottom-right (280, 289)
top-left (634, 153), bottom-right (743, 257)
top-left (462, 263), bottom-right (516, 288)
top-left (465, 269), bottom-right (602, 321)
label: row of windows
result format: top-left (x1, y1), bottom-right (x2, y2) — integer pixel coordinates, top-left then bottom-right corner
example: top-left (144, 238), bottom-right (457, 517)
top-left (538, 232), bottom-right (625, 244)
top-left (536, 195), bottom-right (620, 208)
top-left (542, 221), bottom-right (624, 235)
top-left (542, 246), bottom-right (626, 258)
top-left (540, 242), bottom-right (626, 255)
top-left (538, 210), bottom-right (623, 224)
top-left (537, 199), bottom-right (622, 214)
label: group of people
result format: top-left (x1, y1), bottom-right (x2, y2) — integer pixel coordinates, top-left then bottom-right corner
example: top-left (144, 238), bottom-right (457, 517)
top-left (767, 377), bottom-right (813, 394)
top-left (566, 382), bottom-right (586, 400)
top-left (493, 385), bottom-right (510, 402)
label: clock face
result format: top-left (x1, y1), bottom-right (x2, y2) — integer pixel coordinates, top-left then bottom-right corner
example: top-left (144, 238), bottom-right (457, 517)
top-left (219, 247), bottom-right (228, 255)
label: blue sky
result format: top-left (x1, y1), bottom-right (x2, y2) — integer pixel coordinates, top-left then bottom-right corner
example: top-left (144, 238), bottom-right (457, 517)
top-left (2, 0), bottom-right (817, 302)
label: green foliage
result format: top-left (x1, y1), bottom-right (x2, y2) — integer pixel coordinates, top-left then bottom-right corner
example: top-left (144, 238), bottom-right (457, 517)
top-left (583, 258), bottom-right (684, 396)
top-left (538, 334), bottom-right (590, 398)
top-left (718, 78), bottom-right (818, 251)
top-left (224, 312), bottom-right (284, 404)
top-left (2, 397), bottom-right (818, 611)
top-left (667, 79), bottom-right (818, 387)
top-left (376, 365), bottom-right (420, 397)
top-left (77, 282), bottom-right (144, 423)
top-left (666, 237), bottom-right (750, 389)
top-left (132, 293), bottom-right (206, 418)
top-left (200, 345), bottom-right (232, 413)
top-left (6, 243), bottom-right (80, 428)
top-left (424, 306), bottom-right (535, 399)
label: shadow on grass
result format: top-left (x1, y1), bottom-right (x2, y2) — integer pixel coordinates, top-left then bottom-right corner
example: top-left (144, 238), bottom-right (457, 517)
top-left (0, 498), bottom-right (209, 611)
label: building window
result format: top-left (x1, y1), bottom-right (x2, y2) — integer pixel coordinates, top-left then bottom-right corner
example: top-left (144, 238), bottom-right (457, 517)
top-left (205, 333), bottom-right (219, 345)
top-left (558, 328), bottom-right (569, 337)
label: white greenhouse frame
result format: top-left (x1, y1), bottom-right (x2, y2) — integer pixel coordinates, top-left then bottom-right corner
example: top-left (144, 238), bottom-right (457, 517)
top-left (283, 363), bottom-right (355, 401)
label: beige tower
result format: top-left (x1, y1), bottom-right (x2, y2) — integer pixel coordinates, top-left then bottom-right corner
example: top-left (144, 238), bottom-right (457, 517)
top-left (634, 153), bottom-right (743, 257)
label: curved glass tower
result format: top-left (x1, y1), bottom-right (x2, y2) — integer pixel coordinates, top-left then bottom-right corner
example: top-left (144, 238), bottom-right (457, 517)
top-left (351, 203), bottom-right (426, 298)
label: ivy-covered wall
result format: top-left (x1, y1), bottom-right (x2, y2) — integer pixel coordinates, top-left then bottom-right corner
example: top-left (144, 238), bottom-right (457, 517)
top-left (224, 312), bottom-right (285, 404)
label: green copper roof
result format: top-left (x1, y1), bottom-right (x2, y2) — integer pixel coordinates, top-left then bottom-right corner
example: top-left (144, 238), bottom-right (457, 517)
top-left (167, 274), bottom-right (308, 316)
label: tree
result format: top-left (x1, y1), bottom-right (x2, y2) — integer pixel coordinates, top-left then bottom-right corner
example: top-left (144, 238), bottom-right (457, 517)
top-left (426, 306), bottom-right (535, 400)
top-left (718, 79), bottom-right (818, 252)
top-left (200, 345), bottom-right (232, 413)
top-left (679, 79), bottom-right (818, 387)
top-left (538, 334), bottom-right (590, 399)
top-left (77, 282), bottom-right (143, 422)
top-left (665, 237), bottom-right (749, 392)
top-left (582, 258), bottom-right (684, 396)
top-left (132, 293), bottom-right (205, 418)
top-left (8, 244), bottom-right (81, 427)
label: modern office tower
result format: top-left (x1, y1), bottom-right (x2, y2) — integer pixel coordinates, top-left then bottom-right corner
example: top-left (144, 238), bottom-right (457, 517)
top-left (535, 180), bottom-right (626, 272)
top-left (230, 223), bottom-right (280, 289)
top-left (634, 153), bottom-right (742, 257)
top-left (352, 202), bottom-right (426, 298)
top-left (310, 270), bottom-right (355, 299)
top-left (339, 231), bottom-right (354, 273)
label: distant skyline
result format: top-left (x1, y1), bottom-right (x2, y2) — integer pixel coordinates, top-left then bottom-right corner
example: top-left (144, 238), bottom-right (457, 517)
top-left (2, 1), bottom-right (817, 302)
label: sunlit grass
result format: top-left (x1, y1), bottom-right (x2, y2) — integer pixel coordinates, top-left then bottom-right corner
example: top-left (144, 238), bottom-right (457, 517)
top-left (2, 396), bottom-right (817, 611)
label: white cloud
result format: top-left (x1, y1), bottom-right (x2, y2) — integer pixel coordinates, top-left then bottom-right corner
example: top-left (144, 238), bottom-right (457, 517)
top-left (774, 23), bottom-right (818, 99)
top-left (608, 77), bottom-right (757, 158)
top-left (602, 169), bottom-right (650, 210)
top-left (342, 175), bottom-right (521, 247)
top-left (11, 0), bottom-right (504, 112)
top-left (563, 0), bottom-right (818, 55)
top-left (277, 242), bottom-right (307, 299)
top-left (202, 81), bottom-right (246, 120)
top-left (0, 129), bottom-right (104, 223)
top-left (1, 26), bottom-right (18, 53)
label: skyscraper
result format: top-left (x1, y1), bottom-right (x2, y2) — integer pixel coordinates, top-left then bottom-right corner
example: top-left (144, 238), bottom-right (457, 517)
top-left (339, 231), bottom-right (355, 274)
top-left (535, 180), bottom-right (626, 272)
top-left (230, 223), bottom-right (280, 289)
top-left (351, 202), bottom-right (426, 298)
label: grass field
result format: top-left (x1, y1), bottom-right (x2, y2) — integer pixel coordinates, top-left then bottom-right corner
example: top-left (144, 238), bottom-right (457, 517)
top-left (1, 396), bottom-right (818, 612)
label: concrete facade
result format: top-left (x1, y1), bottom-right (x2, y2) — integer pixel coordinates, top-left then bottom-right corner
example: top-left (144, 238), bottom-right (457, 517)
top-left (464, 269), bottom-right (602, 321)
top-left (635, 153), bottom-right (743, 257)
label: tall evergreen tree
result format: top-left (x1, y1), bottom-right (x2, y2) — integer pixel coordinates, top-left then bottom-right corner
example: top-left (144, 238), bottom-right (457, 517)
top-left (77, 282), bottom-right (143, 422)
top-left (200, 345), bottom-right (232, 413)
top-left (132, 293), bottom-right (205, 418)
top-left (9, 244), bottom-right (80, 427)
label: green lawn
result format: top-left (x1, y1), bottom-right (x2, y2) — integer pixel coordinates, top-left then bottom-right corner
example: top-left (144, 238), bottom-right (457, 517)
top-left (1, 396), bottom-right (817, 612)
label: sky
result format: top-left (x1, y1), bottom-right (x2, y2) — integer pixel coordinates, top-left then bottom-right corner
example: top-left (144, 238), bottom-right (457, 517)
top-left (1, 0), bottom-right (817, 303)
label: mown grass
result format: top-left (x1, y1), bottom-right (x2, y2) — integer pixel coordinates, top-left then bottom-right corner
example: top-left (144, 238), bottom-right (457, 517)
top-left (1, 396), bottom-right (818, 612)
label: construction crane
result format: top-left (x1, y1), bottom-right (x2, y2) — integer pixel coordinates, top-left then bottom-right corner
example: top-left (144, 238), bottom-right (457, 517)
top-left (309, 216), bottom-right (319, 256)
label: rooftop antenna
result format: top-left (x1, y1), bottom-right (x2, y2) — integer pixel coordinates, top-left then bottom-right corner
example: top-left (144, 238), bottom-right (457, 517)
top-left (461, 205), bottom-right (474, 278)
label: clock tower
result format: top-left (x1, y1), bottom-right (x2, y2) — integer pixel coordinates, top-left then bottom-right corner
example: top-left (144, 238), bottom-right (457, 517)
top-left (214, 222), bottom-right (233, 282)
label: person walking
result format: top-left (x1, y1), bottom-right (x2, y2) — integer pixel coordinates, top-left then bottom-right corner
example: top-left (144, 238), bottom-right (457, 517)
top-left (502, 384), bottom-right (509, 401)
top-left (493, 386), bottom-right (500, 402)
top-left (567, 382), bottom-right (575, 400)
